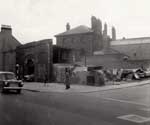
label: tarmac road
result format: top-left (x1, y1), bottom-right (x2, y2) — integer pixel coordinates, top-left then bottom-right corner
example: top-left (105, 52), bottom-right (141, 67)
top-left (0, 84), bottom-right (150, 125)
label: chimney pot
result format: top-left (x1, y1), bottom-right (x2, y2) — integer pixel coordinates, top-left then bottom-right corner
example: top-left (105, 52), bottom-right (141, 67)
top-left (1, 24), bottom-right (12, 34)
top-left (66, 23), bottom-right (70, 31)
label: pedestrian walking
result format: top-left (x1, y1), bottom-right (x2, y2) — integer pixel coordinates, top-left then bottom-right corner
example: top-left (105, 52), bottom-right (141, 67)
top-left (65, 68), bottom-right (71, 89)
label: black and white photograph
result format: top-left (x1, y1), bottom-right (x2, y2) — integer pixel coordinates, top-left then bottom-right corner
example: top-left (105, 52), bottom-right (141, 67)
top-left (0, 0), bottom-right (150, 124)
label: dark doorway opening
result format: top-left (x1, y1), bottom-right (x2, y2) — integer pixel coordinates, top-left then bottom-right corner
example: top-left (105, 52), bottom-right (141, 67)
top-left (26, 59), bottom-right (34, 75)
top-left (24, 58), bottom-right (35, 82)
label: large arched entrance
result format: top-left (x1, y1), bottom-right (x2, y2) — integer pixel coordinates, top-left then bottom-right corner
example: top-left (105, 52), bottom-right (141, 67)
top-left (26, 59), bottom-right (34, 75)
top-left (24, 55), bottom-right (35, 81)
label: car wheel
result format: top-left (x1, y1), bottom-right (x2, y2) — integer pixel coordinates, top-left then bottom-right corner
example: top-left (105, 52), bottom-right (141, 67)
top-left (2, 89), bottom-right (5, 93)
top-left (17, 89), bottom-right (21, 94)
top-left (2, 89), bottom-right (8, 93)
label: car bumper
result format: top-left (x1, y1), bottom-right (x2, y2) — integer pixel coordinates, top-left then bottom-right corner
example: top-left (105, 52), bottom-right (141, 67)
top-left (3, 87), bottom-right (23, 90)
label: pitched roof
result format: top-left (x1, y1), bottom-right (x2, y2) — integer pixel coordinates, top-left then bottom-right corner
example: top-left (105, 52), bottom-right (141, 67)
top-left (55, 25), bottom-right (93, 37)
top-left (0, 32), bottom-right (21, 52)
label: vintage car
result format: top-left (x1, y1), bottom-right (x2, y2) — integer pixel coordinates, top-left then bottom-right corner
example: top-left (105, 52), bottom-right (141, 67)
top-left (120, 68), bottom-right (145, 80)
top-left (0, 71), bottom-right (23, 93)
top-left (144, 70), bottom-right (150, 77)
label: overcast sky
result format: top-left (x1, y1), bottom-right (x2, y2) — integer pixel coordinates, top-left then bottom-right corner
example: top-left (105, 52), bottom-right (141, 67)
top-left (0, 0), bottom-right (150, 44)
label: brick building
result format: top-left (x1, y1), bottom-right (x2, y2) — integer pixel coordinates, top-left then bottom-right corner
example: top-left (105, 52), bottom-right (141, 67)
top-left (0, 25), bottom-right (21, 72)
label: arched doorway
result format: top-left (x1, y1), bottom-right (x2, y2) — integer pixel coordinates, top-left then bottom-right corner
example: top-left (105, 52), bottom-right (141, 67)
top-left (24, 55), bottom-right (35, 81)
top-left (26, 59), bottom-right (34, 75)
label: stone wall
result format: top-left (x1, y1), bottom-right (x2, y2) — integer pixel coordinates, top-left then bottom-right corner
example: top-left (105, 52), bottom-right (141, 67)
top-left (16, 39), bottom-right (53, 82)
top-left (3, 50), bottom-right (16, 72)
top-left (80, 54), bottom-right (150, 69)
top-left (56, 33), bottom-right (94, 55)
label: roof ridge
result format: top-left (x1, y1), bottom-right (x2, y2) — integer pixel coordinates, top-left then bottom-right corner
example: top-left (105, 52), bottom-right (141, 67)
top-left (55, 25), bottom-right (93, 36)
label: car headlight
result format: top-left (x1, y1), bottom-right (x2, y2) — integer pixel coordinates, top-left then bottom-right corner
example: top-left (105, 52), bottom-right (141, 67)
top-left (4, 81), bottom-right (8, 85)
top-left (20, 82), bottom-right (24, 85)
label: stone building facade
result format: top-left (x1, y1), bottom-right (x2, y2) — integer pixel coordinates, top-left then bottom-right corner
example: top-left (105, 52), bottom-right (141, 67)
top-left (55, 25), bottom-right (94, 56)
top-left (16, 39), bottom-right (53, 82)
top-left (55, 16), bottom-right (116, 56)
top-left (53, 45), bottom-right (81, 64)
top-left (0, 25), bottom-right (21, 72)
top-left (55, 16), bottom-right (111, 56)
top-left (111, 37), bottom-right (150, 69)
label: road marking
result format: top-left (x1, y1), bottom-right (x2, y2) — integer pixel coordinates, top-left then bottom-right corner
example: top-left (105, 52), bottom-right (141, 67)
top-left (101, 97), bottom-right (149, 107)
top-left (117, 114), bottom-right (150, 123)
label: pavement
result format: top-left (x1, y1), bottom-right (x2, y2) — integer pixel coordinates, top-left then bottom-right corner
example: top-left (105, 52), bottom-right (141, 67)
top-left (23, 79), bottom-right (150, 93)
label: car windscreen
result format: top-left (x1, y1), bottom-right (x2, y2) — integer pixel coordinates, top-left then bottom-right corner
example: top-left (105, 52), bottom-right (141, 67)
top-left (0, 73), bottom-right (16, 80)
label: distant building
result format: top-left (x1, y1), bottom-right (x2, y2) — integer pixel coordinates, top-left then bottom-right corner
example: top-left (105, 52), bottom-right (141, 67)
top-left (55, 16), bottom-right (108, 56)
top-left (111, 37), bottom-right (150, 60)
top-left (110, 37), bottom-right (150, 68)
top-left (0, 25), bottom-right (21, 72)
top-left (83, 37), bottom-right (150, 69)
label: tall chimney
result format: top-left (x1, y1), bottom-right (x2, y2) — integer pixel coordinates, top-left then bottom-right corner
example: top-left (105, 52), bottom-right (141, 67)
top-left (112, 26), bottom-right (116, 40)
top-left (97, 19), bottom-right (102, 35)
top-left (1, 25), bottom-right (12, 35)
top-left (66, 23), bottom-right (70, 31)
top-left (91, 16), bottom-right (97, 31)
top-left (102, 23), bottom-right (108, 50)
top-left (103, 23), bottom-right (107, 37)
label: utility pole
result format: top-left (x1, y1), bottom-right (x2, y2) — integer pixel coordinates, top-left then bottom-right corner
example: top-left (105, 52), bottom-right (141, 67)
top-left (47, 42), bottom-right (50, 82)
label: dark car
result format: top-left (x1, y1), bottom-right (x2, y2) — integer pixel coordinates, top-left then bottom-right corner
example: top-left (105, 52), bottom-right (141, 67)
top-left (0, 71), bottom-right (23, 93)
top-left (145, 70), bottom-right (150, 77)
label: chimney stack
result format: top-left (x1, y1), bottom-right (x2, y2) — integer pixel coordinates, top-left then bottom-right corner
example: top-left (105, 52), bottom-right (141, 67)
top-left (1, 25), bottom-right (12, 35)
top-left (112, 26), bottom-right (116, 40)
top-left (66, 23), bottom-right (70, 31)
top-left (103, 23), bottom-right (107, 37)
top-left (91, 16), bottom-right (97, 31)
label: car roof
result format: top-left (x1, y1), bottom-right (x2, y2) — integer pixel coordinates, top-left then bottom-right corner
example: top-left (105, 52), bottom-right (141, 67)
top-left (0, 71), bottom-right (14, 74)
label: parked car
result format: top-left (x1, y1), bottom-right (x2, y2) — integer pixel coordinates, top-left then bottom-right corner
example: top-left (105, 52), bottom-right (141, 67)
top-left (0, 71), bottom-right (23, 93)
top-left (120, 69), bottom-right (134, 80)
top-left (144, 70), bottom-right (150, 77)
top-left (134, 69), bottom-right (145, 79)
top-left (120, 68), bottom-right (145, 80)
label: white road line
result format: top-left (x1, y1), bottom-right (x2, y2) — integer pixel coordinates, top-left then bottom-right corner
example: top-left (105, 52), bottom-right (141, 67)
top-left (117, 114), bottom-right (150, 123)
top-left (101, 97), bottom-right (150, 107)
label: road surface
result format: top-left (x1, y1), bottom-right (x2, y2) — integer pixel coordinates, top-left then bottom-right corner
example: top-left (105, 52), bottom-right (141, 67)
top-left (0, 83), bottom-right (150, 125)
